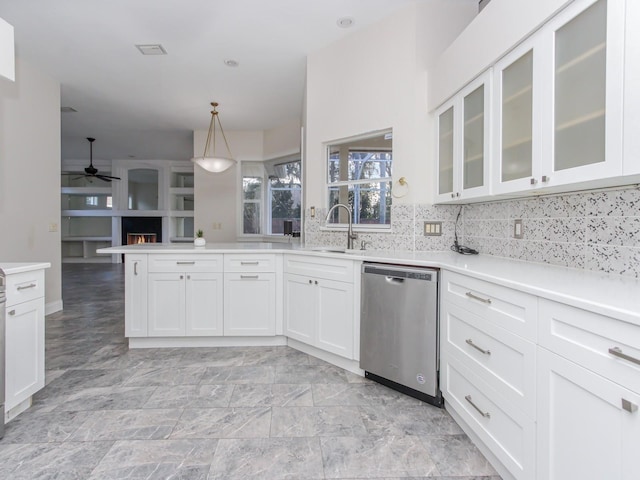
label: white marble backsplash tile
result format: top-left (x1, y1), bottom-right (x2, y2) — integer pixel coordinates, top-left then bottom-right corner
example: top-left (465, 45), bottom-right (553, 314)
top-left (303, 186), bottom-right (640, 278)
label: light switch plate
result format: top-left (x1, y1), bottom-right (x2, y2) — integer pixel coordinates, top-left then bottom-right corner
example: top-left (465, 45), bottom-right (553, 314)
top-left (424, 221), bottom-right (443, 236)
top-left (514, 219), bottom-right (524, 239)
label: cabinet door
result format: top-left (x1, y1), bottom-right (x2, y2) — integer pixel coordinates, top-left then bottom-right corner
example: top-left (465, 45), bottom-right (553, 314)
top-left (283, 273), bottom-right (316, 345)
top-left (492, 38), bottom-right (542, 195)
top-left (316, 278), bottom-right (354, 359)
top-left (148, 273), bottom-right (185, 336)
top-left (537, 348), bottom-right (640, 480)
top-left (223, 273), bottom-right (276, 336)
top-left (435, 100), bottom-right (457, 202)
top-left (542, 0), bottom-right (624, 186)
top-left (125, 254), bottom-right (148, 337)
top-left (185, 272), bottom-right (223, 336)
top-left (5, 298), bottom-right (44, 411)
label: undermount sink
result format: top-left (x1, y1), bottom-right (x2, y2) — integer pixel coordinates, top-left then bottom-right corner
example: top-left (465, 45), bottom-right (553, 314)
top-left (309, 247), bottom-right (360, 254)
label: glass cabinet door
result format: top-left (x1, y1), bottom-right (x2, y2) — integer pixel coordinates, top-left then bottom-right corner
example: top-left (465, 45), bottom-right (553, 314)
top-left (553, 0), bottom-right (606, 171)
top-left (501, 50), bottom-right (534, 183)
top-left (462, 85), bottom-right (486, 190)
top-left (437, 105), bottom-right (455, 197)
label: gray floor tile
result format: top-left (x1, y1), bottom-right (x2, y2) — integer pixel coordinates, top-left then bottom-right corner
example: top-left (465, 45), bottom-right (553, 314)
top-left (271, 406), bottom-right (368, 437)
top-left (124, 366), bottom-right (206, 386)
top-left (359, 404), bottom-right (464, 436)
top-left (143, 384), bottom-right (234, 409)
top-left (89, 438), bottom-right (218, 480)
top-left (177, 347), bottom-right (245, 367)
top-left (420, 434), bottom-right (499, 477)
top-left (68, 409), bottom-right (182, 441)
top-left (275, 364), bottom-right (350, 384)
top-left (170, 407), bottom-right (271, 439)
top-left (229, 384), bottom-right (313, 407)
top-left (54, 386), bottom-right (157, 411)
top-left (1, 410), bottom-right (92, 444)
top-left (241, 346), bottom-right (311, 366)
top-left (200, 365), bottom-right (276, 384)
top-left (320, 435), bottom-right (440, 478)
top-left (312, 383), bottom-right (426, 407)
top-left (0, 441), bottom-right (114, 480)
top-left (208, 437), bottom-right (324, 480)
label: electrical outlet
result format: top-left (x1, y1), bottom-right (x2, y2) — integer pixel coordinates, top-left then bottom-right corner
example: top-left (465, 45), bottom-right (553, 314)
top-left (310, 206), bottom-right (316, 218)
top-left (48, 222), bottom-right (58, 232)
top-left (424, 221), bottom-right (443, 236)
top-left (514, 219), bottom-right (524, 239)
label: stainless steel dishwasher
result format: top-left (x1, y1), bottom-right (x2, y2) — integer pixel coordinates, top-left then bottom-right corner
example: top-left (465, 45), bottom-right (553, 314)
top-left (360, 263), bottom-right (442, 407)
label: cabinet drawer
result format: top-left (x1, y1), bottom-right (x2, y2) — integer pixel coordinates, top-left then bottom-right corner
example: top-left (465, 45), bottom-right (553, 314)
top-left (6, 270), bottom-right (45, 306)
top-left (284, 254), bottom-right (354, 283)
top-left (224, 254), bottom-right (277, 273)
top-left (539, 298), bottom-right (640, 395)
top-left (148, 254), bottom-right (223, 273)
top-left (443, 302), bottom-right (536, 417)
top-left (443, 355), bottom-right (536, 480)
top-left (442, 271), bottom-right (537, 340)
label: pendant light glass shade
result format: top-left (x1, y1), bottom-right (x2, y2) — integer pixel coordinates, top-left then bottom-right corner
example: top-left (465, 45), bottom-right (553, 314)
top-left (191, 102), bottom-right (236, 173)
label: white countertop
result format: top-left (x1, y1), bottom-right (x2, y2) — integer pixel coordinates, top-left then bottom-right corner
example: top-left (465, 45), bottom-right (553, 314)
top-left (98, 243), bottom-right (640, 325)
top-left (0, 262), bottom-right (51, 275)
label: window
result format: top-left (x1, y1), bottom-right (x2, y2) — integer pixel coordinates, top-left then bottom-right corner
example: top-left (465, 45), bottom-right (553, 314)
top-left (327, 131), bottom-right (392, 226)
top-left (241, 158), bottom-right (302, 236)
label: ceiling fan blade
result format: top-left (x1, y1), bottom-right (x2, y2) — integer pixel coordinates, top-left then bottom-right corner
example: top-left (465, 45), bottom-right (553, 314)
top-left (96, 174), bottom-right (121, 180)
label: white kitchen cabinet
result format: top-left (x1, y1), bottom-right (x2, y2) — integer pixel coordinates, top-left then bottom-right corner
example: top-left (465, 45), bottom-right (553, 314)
top-left (124, 254), bottom-right (147, 337)
top-left (284, 255), bottom-right (357, 360)
top-left (224, 272), bottom-right (276, 336)
top-left (148, 271), bottom-right (223, 337)
top-left (537, 348), bottom-right (640, 480)
top-left (3, 266), bottom-right (47, 421)
top-left (435, 72), bottom-right (491, 203)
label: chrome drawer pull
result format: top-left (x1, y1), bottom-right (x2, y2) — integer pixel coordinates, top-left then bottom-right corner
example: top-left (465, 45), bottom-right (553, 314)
top-left (8, 309), bottom-right (15, 316)
top-left (608, 347), bottom-right (640, 366)
top-left (622, 399), bottom-right (638, 413)
top-left (134, 262), bottom-right (138, 276)
top-left (465, 395), bottom-right (490, 418)
top-left (466, 339), bottom-right (491, 355)
top-left (17, 283), bottom-right (37, 291)
top-left (240, 261), bottom-right (260, 265)
top-left (240, 275), bottom-right (259, 279)
top-left (465, 291), bottom-right (492, 304)
top-left (176, 261), bottom-right (195, 265)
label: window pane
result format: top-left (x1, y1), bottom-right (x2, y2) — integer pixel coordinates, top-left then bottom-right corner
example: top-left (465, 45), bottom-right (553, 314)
top-left (327, 182), bottom-right (392, 225)
top-left (243, 203), bottom-right (261, 234)
top-left (243, 177), bottom-right (262, 200)
top-left (268, 160), bottom-right (301, 235)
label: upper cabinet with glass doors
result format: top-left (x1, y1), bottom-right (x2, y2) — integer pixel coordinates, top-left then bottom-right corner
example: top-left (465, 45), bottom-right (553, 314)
top-left (491, 0), bottom-right (625, 196)
top-left (435, 72), bottom-right (491, 203)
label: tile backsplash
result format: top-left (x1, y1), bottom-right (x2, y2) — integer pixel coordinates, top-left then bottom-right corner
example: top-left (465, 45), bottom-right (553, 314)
top-left (304, 186), bottom-right (640, 278)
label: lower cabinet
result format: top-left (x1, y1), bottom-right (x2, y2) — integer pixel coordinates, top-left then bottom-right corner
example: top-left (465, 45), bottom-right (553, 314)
top-left (125, 254), bottom-right (148, 337)
top-left (5, 297), bottom-right (45, 412)
top-left (284, 272), bottom-right (354, 359)
top-left (148, 272), bottom-right (223, 336)
top-left (223, 272), bottom-right (276, 336)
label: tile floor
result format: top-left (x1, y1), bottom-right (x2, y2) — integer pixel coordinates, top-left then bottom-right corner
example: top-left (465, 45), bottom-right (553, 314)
top-left (0, 263), bottom-right (501, 479)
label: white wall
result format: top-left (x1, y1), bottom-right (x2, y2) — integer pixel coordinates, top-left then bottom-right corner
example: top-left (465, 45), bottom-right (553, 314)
top-left (0, 57), bottom-right (62, 311)
top-left (428, 0), bottom-right (571, 109)
top-left (304, 1), bottom-right (476, 207)
top-left (263, 120), bottom-right (301, 160)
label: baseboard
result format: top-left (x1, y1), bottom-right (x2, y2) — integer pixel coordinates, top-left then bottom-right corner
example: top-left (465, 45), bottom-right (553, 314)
top-left (287, 338), bottom-right (364, 377)
top-left (128, 335), bottom-right (288, 349)
top-left (45, 299), bottom-right (63, 315)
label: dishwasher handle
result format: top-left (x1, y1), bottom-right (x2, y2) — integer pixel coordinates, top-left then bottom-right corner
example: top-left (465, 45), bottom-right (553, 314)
top-left (385, 276), bottom-right (405, 285)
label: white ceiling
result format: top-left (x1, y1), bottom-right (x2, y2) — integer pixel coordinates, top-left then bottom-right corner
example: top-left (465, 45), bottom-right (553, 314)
top-left (0, 0), bottom-right (463, 161)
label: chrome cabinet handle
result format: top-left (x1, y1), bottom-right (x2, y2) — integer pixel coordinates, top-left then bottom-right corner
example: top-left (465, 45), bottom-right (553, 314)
top-left (530, 178), bottom-right (537, 185)
top-left (187, 275), bottom-right (191, 280)
top-left (17, 283), bottom-right (36, 290)
top-left (176, 261), bottom-right (195, 265)
top-left (240, 261), bottom-right (259, 265)
top-left (180, 275), bottom-right (184, 280)
top-left (622, 399), bottom-right (638, 413)
top-left (241, 275), bottom-right (259, 279)
top-left (465, 395), bottom-right (490, 418)
top-left (134, 262), bottom-right (138, 276)
top-left (608, 347), bottom-right (640, 366)
top-left (8, 309), bottom-right (15, 315)
top-left (541, 175), bottom-right (550, 183)
top-left (465, 291), bottom-right (492, 304)
top-left (466, 339), bottom-right (491, 355)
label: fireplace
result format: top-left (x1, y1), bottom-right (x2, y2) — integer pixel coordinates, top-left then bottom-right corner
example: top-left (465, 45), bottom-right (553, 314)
top-left (121, 217), bottom-right (162, 246)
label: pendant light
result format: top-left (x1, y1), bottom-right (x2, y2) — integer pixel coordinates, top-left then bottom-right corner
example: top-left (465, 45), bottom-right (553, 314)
top-left (191, 102), bottom-right (236, 173)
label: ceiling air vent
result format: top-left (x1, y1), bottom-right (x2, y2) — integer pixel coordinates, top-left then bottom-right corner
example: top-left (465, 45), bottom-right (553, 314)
top-left (135, 44), bottom-right (167, 55)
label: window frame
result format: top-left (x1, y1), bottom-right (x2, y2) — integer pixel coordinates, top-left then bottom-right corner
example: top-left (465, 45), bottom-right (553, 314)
top-left (325, 129), bottom-right (393, 231)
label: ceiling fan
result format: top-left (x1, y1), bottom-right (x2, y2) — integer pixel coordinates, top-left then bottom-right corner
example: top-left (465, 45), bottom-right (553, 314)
top-left (64, 137), bottom-right (121, 182)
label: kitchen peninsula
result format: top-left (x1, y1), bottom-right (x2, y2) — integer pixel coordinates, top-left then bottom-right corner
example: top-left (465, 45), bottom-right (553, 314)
top-left (99, 242), bottom-right (640, 480)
